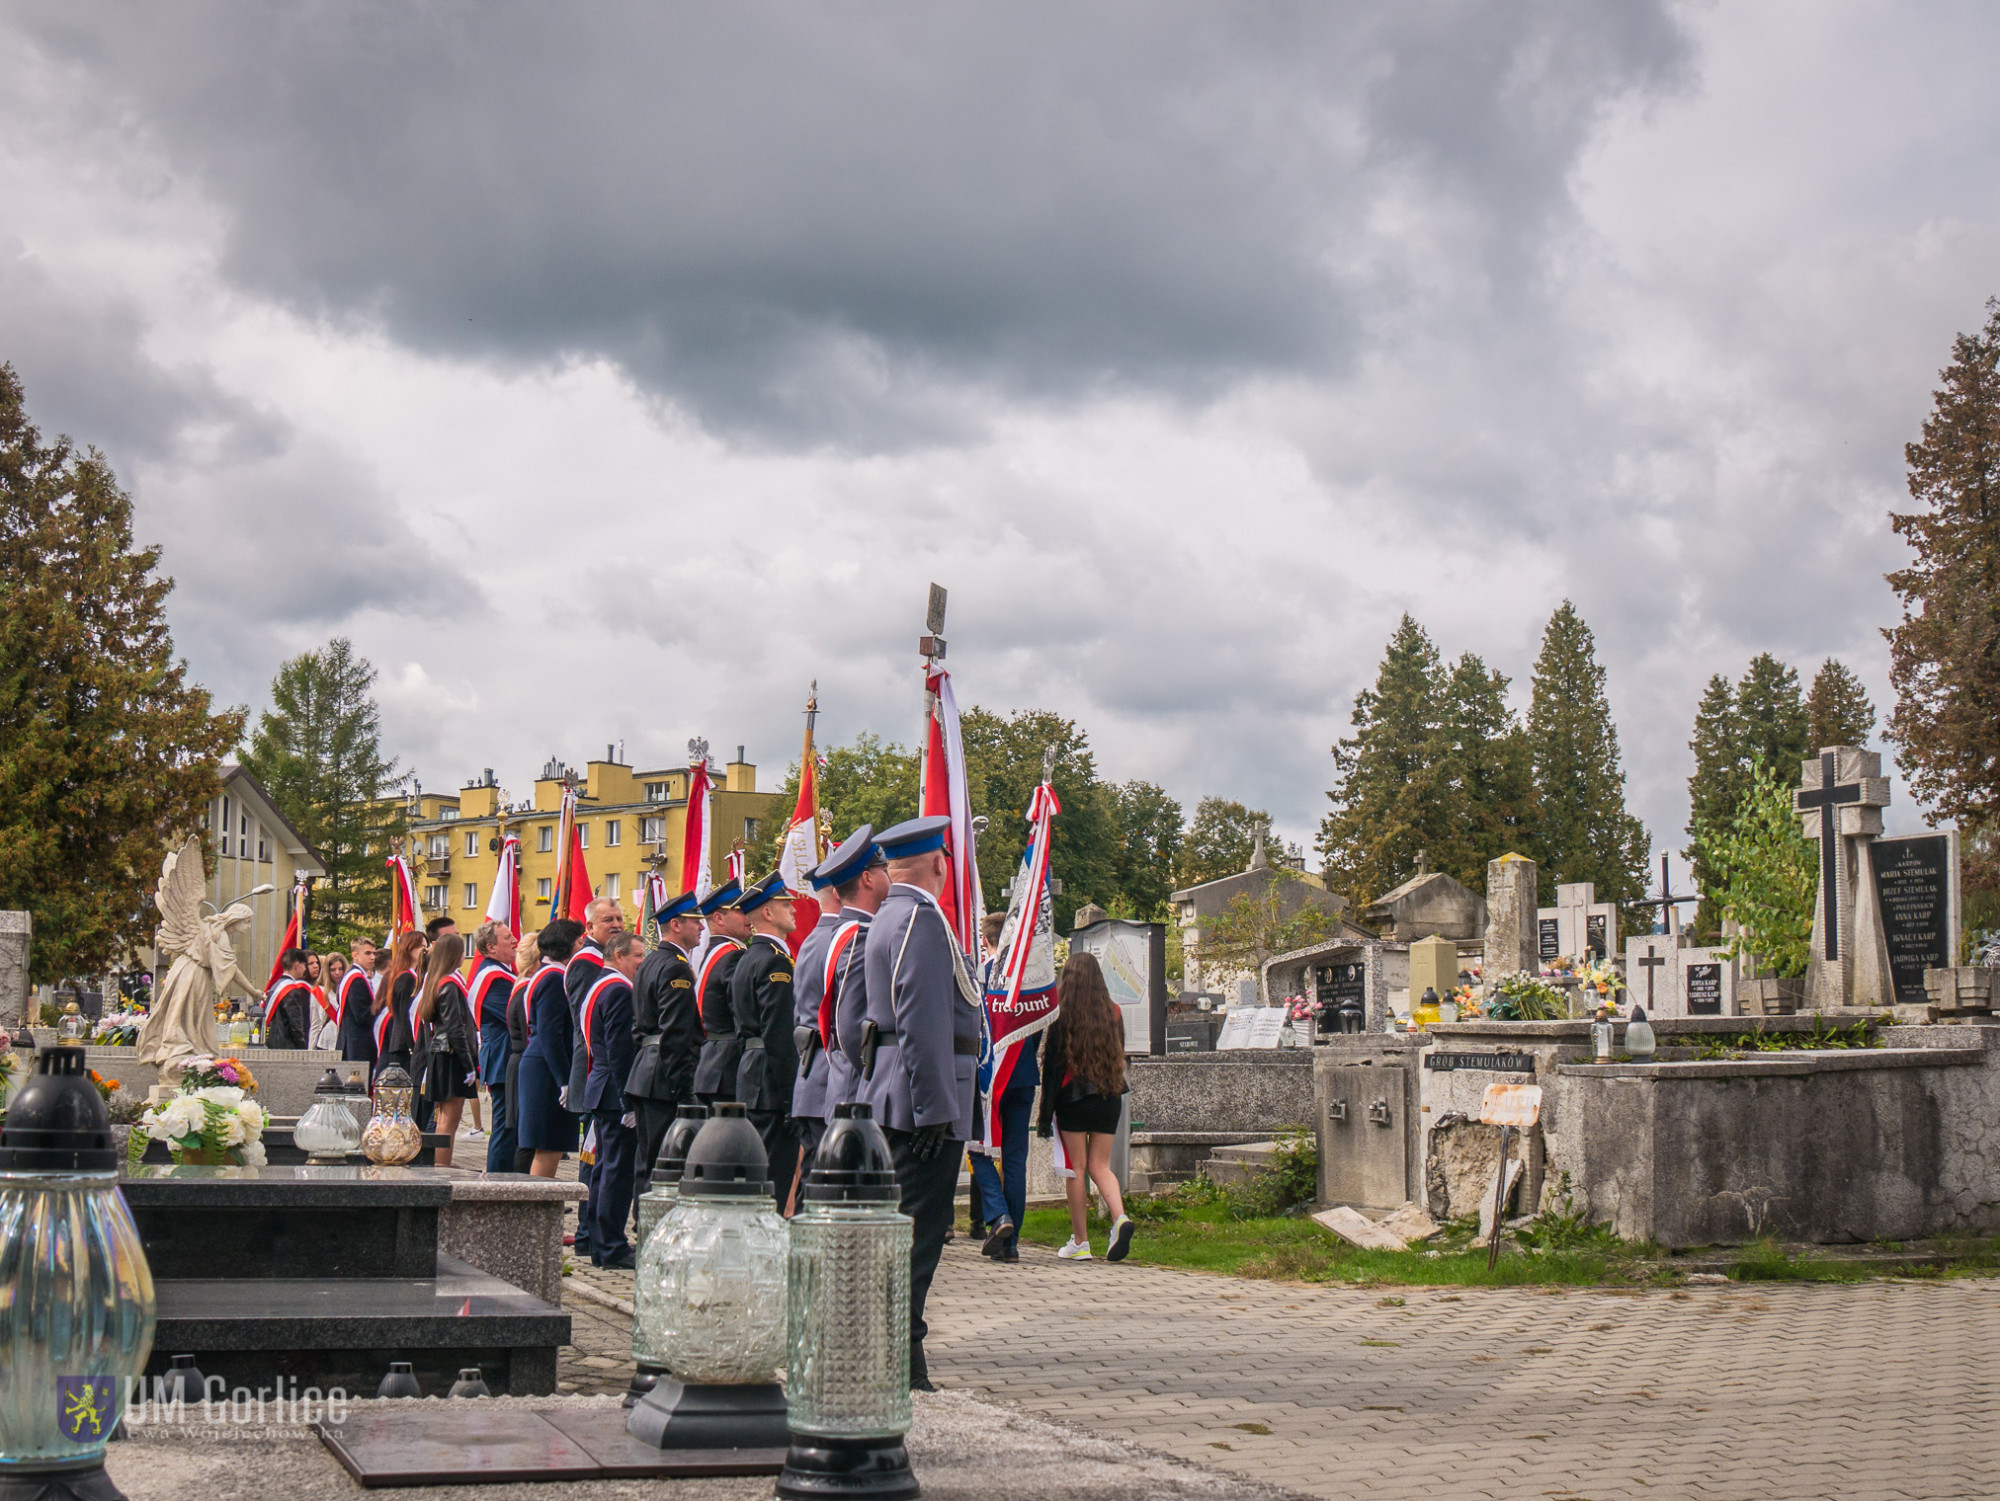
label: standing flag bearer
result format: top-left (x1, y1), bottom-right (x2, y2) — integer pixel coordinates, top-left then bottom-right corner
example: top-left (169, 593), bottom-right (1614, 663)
top-left (627, 890), bottom-right (705, 1198)
top-left (822, 826), bottom-right (890, 1115)
top-left (580, 931), bottom-right (647, 1268)
top-left (858, 814), bottom-right (984, 1393)
top-left (336, 936), bottom-right (380, 1065)
top-left (689, 879), bottom-right (749, 1105)
top-left (730, 871), bottom-right (803, 1208)
top-left (777, 685), bottom-right (827, 958)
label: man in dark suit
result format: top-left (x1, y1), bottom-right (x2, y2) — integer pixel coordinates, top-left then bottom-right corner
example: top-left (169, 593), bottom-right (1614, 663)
top-left (690, 880), bottom-right (749, 1105)
top-left (730, 872), bottom-right (802, 1209)
top-left (627, 890), bottom-right (704, 1200)
top-left (262, 949), bottom-right (315, 1050)
top-left (566, 896), bottom-right (625, 1261)
top-left (580, 930), bottom-right (645, 1269)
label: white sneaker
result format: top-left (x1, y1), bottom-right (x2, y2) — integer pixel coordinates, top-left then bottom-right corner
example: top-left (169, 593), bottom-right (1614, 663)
top-left (1108, 1215), bottom-right (1135, 1262)
top-left (1056, 1237), bottom-right (1092, 1260)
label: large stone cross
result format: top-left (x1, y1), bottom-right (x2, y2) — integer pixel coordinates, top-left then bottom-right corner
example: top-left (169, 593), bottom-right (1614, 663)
top-left (1794, 746), bottom-right (1891, 1009)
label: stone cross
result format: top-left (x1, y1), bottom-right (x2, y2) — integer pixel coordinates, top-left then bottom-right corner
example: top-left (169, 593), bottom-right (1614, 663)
top-left (1623, 933), bottom-right (1680, 1016)
top-left (1793, 746), bottom-right (1892, 1010)
top-left (0, 911), bottom-right (27, 1029)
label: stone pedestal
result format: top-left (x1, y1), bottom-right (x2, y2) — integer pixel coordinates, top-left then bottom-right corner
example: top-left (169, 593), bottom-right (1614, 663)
top-left (0, 910), bottom-right (29, 1028)
top-left (1483, 854), bottom-right (1536, 977)
top-left (1796, 745), bottom-right (1893, 1010)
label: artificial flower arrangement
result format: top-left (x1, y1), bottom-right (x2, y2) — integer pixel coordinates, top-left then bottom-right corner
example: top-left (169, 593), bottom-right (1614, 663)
top-left (1285, 994), bottom-right (1324, 1024)
top-left (1485, 971), bottom-right (1569, 1022)
top-left (1448, 981), bottom-right (1484, 1019)
top-left (139, 1055), bottom-right (268, 1166)
top-left (91, 1014), bottom-right (142, 1047)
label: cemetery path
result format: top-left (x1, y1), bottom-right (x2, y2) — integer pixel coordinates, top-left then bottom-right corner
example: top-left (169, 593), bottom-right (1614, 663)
top-left (919, 1240), bottom-right (2000, 1501)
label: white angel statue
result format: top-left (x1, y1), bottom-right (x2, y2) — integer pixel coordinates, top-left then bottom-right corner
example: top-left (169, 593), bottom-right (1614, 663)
top-left (135, 837), bottom-right (261, 1072)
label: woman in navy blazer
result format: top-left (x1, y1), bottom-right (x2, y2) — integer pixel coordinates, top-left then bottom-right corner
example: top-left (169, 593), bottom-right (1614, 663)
top-left (516, 918), bottom-right (584, 1177)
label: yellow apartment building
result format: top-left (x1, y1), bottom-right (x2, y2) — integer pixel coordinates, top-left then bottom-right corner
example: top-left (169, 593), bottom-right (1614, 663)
top-left (401, 744), bottom-right (781, 933)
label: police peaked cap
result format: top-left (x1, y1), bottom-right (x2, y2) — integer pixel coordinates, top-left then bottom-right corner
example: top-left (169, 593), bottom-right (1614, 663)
top-left (737, 870), bottom-right (793, 915)
top-left (697, 879), bottom-right (742, 916)
top-left (876, 815), bottom-right (951, 859)
top-left (655, 890), bottom-right (702, 924)
top-left (811, 825), bottom-right (883, 889)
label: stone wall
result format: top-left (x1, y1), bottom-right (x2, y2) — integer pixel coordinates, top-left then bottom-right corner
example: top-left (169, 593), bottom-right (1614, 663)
top-left (61, 1043), bottom-right (348, 1117)
top-left (1128, 1054), bottom-right (1316, 1134)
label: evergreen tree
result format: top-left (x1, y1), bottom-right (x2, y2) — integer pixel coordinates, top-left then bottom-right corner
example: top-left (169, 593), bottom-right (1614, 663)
top-left (241, 639), bottom-right (404, 946)
top-left (1178, 796), bottom-right (1275, 889)
top-left (1318, 615), bottom-right (1449, 905)
top-left (1683, 653), bottom-right (1811, 938)
top-left (1732, 653), bottom-right (1811, 773)
top-left (1110, 780), bottom-right (1183, 919)
top-left (1886, 299), bottom-right (2000, 899)
top-left (0, 364), bottom-right (244, 983)
top-left (1525, 601), bottom-right (1648, 906)
top-left (1806, 659), bottom-right (1876, 750)
top-left (1683, 673), bottom-right (1739, 938)
top-left (1429, 652), bottom-right (1538, 888)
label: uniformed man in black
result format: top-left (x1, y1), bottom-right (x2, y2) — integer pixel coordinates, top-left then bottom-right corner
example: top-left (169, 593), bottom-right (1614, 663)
top-left (730, 871), bottom-right (803, 1209)
top-left (262, 949), bottom-right (315, 1051)
top-left (690, 879), bottom-right (748, 1106)
top-left (626, 889), bottom-right (704, 1200)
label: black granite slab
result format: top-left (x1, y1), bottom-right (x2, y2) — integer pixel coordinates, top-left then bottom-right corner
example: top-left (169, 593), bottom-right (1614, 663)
top-left (146, 1257), bottom-right (569, 1397)
top-left (124, 1167), bottom-right (452, 1280)
top-left (314, 1406), bottom-right (786, 1486)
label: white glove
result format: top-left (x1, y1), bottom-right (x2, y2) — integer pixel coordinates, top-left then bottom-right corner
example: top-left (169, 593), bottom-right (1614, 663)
top-left (558, 1088), bottom-right (569, 1109)
top-left (621, 1112), bottom-right (637, 1129)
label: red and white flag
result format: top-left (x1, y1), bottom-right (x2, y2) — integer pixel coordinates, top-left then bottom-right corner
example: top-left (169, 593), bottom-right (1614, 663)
top-left (265, 879), bottom-right (309, 989)
top-left (777, 694), bottom-right (824, 957)
top-left (981, 778), bottom-right (1060, 1152)
top-left (386, 854), bottom-right (422, 937)
top-left (552, 785), bottom-right (592, 924)
top-left (484, 834), bottom-right (522, 939)
top-left (682, 754), bottom-right (714, 901)
top-left (921, 662), bottom-right (982, 954)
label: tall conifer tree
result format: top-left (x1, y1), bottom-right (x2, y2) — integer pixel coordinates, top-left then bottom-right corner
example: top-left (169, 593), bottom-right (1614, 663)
top-left (1684, 673), bottom-right (1739, 937)
top-left (242, 638), bottom-right (404, 945)
top-left (1430, 653), bottom-right (1538, 888)
top-left (1525, 602), bottom-right (1648, 905)
top-left (1806, 659), bottom-right (1876, 751)
top-left (0, 365), bottom-right (243, 982)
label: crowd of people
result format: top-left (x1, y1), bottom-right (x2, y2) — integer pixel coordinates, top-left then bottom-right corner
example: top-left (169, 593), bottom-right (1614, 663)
top-left (260, 814), bottom-right (1138, 1389)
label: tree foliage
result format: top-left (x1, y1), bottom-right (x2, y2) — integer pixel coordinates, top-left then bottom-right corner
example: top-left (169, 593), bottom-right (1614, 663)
top-left (1195, 872), bottom-right (1338, 998)
top-left (1885, 299), bottom-right (2000, 896)
top-left (1178, 796), bottom-right (1274, 890)
top-left (746, 730), bottom-right (920, 878)
top-left (241, 638), bottom-right (406, 946)
top-left (0, 363), bottom-right (243, 983)
top-left (1684, 652), bottom-right (1812, 937)
top-left (1805, 659), bottom-right (1875, 752)
top-left (1524, 602), bottom-right (1648, 906)
top-left (1701, 755), bottom-right (1816, 980)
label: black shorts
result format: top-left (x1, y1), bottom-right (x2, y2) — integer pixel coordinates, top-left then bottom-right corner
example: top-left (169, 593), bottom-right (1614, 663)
top-left (1054, 1092), bottom-right (1123, 1136)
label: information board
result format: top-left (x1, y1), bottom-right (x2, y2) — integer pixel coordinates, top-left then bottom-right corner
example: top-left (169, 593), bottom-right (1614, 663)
top-left (1070, 919), bottom-right (1158, 1053)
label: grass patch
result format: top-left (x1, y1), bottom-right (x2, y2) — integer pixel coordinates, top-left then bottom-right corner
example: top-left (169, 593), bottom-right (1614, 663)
top-left (1728, 1240), bottom-right (1871, 1283)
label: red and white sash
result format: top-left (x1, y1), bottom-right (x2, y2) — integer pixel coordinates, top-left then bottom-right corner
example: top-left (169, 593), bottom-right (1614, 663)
top-left (579, 971), bottom-right (626, 1067)
top-left (263, 977), bottom-right (312, 1028)
top-left (524, 961), bottom-right (568, 1042)
top-left (470, 960), bottom-right (514, 1031)
top-left (337, 969), bottom-right (373, 1030)
top-left (820, 920), bottom-right (863, 1049)
top-left (696, 939), bottom-right (744, 1014)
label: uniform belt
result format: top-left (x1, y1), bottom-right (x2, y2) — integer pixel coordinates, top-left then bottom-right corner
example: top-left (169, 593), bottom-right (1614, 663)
top-left (862, 1023), bottom-right (979, 1060)
top-left (743, 1037), bottom-right (765, 1050)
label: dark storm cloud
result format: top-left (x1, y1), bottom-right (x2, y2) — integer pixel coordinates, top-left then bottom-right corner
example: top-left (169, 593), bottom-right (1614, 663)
top-left (13, 1), bottom-right (1691, 446)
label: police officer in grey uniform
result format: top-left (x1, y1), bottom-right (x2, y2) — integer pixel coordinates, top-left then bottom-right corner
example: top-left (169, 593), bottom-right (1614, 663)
top-left (689, 879), bottom-right (749, 1105)
top-left (824, 829), bottom-right (889, 1114)
top-left (788, 851), bottom-right (848, 1176)
top-left (856, 815), bottom-right (982, 1391)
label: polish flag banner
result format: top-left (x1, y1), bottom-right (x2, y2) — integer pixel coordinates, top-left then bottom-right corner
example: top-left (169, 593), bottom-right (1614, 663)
top-left (386, 854), bottom-right (422, 937)
top-left (264, 880), bottom-right (308, 989)
top-left (777, 709), bottom-right (823, 957)
top-left (682, 757), bottom-right (714, 901)
top-left (552, 786), bottom-right (593, 923)
top-left (921, 663), bottom-right (982, 954)
top-left (980, 778), bottom-right (1060, 1152)
top-left (484, 835), bottom-right (522, 939)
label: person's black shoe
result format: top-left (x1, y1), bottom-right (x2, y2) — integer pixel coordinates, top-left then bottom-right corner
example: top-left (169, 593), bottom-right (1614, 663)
top-left (982, 1218), bottom-right (1015, 1260)
top-left (968, 1217), bottom-right (986, 1239)
top-left (597, 1247), bottom-right (638, 1271)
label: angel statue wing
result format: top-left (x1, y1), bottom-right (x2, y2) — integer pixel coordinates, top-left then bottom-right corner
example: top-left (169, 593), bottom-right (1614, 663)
top-left (155, 837), bottom-right (208, 961)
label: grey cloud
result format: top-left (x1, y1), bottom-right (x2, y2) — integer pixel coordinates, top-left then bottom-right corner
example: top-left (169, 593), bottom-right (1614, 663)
top-left (11, 1), bottom-right (1690, 446)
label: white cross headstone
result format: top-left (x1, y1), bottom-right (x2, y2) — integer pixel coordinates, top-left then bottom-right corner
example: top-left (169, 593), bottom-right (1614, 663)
top-left (1794, 746), bottom-right (1893, 1010)
top-left (1538, 883), bottom-right (1620, 965)
top-left (1623, 933), bottom-right (1680, 1016)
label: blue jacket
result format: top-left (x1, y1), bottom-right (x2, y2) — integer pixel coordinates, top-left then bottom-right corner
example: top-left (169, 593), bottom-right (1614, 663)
top-left (579, 969), bottom-right (636, 1114)
top-left (468, 957), bottom-right (516, 1085)
top-left (791, 912), bottom-right (841, 1120)
top-left (521, 964), bottom-right (573, 1083)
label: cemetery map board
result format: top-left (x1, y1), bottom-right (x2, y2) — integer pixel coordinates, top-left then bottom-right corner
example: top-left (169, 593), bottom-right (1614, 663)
top-left (1869, 834), bottom-right (1953, 1007)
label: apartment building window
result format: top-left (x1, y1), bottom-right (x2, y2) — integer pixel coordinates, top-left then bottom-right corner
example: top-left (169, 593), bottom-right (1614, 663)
top-left (743, 817), bottom-right (758, 842)
top-left (537, 877), bottom-right (552, 901)
top-left (428, 835), bottom-right (448, 859)
top-left (604, 819), bottom-right (621, 847)
top-left (256, 831), bottom-right (270, 863)
top-left (424, 884), bottom-right (445, 911)
top-left (577, 823), bottom-right (589, 849)
top-left (644, 781), bottom-right (669, 802)
top-left (441, 807), bottom-right (458, 821)
top-left (463, 883), bottom-right (478, 910)
top-left (640, 817), bottom-right (664, 845)
top-left (538, 826), bottom-right (553, 853)
top-left (605, 873), bottom-right (621, 899)
top-left (465, 831), bottom-right (478, 858)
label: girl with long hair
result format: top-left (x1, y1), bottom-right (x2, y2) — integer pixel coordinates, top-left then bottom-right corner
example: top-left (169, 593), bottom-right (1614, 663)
top-left (374, 930), bottom-right (427, 1085)
top-left (416, 933), bottom-right (478, 1166)
top-left (505, 931), bottom-right (542, 1175)
top-left (1035, 953), bottom-right (1135, 1262)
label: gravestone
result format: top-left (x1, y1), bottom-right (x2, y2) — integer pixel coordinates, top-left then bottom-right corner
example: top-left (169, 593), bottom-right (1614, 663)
top-left (1623, 933), bottom-right (1680, 1016)
top-left (1483, 853), bottom-right (1537, 976)
top-left (1794, 746), bottom-right (1893, 1010)
top-left (1408, 935), bottom-right (1459, 1003)
top-left (1677, 947), bottom-right (1735, 1017)
top-left (0, 911), bottom-right (28, 1029)
top-left (1538, 883), bottom-right (1619, 963)
top-left (1867, 831), bottom-right (1959, 1009)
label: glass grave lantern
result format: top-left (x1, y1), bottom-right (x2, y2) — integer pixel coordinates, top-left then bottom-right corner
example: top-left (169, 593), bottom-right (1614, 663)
top-left (627, 1103), bottom-right (790, 1452)
top-left (778, 1102), bottom-right (916, 1501)
top-left (294, 1071), bottom-right (363, 1163)
top-left (360, 1065), bottom-right (421, 1166)
top-left (628, 1104), bottom-right (710, 1406)
top-left (0, 1047), bottom-right (156, 1501)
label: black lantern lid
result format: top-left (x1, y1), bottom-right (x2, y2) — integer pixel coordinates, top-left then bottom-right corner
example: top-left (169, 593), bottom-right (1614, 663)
top-left (803, 1102), bottom-right (898, 1204)
top-left (314, 1069), bottom-right (346, 1096)
top-left (653, 1103), bottom-right (709, 1183)
top-left (678, 1102), bottom-right (772, 1198)
top-left (0, 1047), bottom-right (117, 1172)
top-left (1629, 1005), bottom-right (1648, 1023)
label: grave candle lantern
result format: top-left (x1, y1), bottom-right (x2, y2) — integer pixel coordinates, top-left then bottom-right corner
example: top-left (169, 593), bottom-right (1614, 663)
top-left (628, 1103), bottom-right (710, 1406)
top-left (627, 1103), bottom-right (790, 1451)
top-left (360, 1065), bottom-right (421, 1166)
top-left (0, 1048), bottom-right (157, 1501)
top-left (295, 1072), bottom-right (364, 1162)
top-left (778, 1102), bottom-right (916, 1501)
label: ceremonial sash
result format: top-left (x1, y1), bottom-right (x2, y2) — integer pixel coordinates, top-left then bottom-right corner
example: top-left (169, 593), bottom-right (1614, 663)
top-left (579, 971), bottom-right (625, 1067)
top-left (695, 940), bottom-right (743, 1014)
top-left (821, 920), bottom-right (863, 1050)
top-left (337, 970), bottom-right (372, 1029)
top-left (263, 978), bottom-right (311, 1028)
top-left (524, 961), bottom-right (568, 1042)
top-left (470, 961), bottom-right (513, 1031)
top-left (310, 985), bottom-right (334, 1024)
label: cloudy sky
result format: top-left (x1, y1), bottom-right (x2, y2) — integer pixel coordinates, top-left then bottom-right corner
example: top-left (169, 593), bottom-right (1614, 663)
top-left (5, 1), bottom-right (1992, 864)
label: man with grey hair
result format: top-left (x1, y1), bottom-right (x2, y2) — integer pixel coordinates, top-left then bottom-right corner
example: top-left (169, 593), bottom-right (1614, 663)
top-left (567, 896), bottom-right (625, 1258)
top-left (469, 920), bottom-right (520, 1173)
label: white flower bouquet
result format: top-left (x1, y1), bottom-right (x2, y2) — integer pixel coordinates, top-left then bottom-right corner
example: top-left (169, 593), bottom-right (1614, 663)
top-left (140, 1071), bottom-right (269, 1167)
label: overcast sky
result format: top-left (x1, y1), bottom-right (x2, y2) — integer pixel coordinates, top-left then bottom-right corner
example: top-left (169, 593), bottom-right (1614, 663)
top-left (5, 1), bottom-right (1992, 869)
